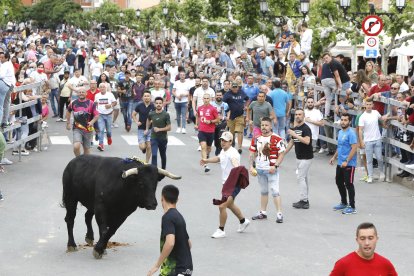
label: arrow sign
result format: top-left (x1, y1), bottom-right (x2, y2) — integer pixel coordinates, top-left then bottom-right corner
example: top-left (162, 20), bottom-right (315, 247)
top-left (362, 15), bottom-right (383, 36)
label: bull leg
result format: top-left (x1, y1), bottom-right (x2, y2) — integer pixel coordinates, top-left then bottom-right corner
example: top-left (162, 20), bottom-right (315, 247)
top-left (64, 200), bottom-right (78, 252)
top-left (84, 209), bottom-right (94, 246)
top-left (93, 203), bottom-right (109, 259)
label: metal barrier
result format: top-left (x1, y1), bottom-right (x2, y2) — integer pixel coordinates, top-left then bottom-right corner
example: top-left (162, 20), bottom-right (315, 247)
top-left (1, 81), bottom-right (45, 161)
top-left (299, 82), bottom-right (414, 182)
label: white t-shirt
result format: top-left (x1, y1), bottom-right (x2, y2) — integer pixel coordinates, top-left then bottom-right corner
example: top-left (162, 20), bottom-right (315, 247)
top-left (399, 82), bottom-right (409, 92)
top-left (304, 108), bottom-right (323, 140)
top-left (168, 66), bottom-right (179, 83)
top-left (219, 147), bottom-right (240, 184)
top-left (90, 61), bottom-right (103, 77)
top-left (254, 134), bottom-right (286, 170)
top-left (150, 88), bottom-right (166, 102)
top-left (180, 36), bottom-right (190, 50)
top-left (95, 92), bottom-right (116, 114)
top-left (173, 80), bottom-right (191, 103)
top-left (193, 87), bottom-right (215, 109)
top-left (359, 110), bottom-right (382, 142)
top-left (68, 75), bottom-right (88, 97)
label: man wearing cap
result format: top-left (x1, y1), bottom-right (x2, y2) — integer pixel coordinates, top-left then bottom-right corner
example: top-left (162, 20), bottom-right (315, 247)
top-left (223, 81), bottom-right (249, 154)
top-left (200, 131), bottom-right (250, 238)
top-left (57, 70), bottom-right (71, 122)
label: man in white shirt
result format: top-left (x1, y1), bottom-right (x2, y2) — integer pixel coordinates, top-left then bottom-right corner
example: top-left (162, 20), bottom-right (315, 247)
top-left (168, 60), bottom-right (179, 94)
top-left (90, 55), bottom-right (103, 81)
top-left (178, 33), bottom-right (191, 59)
top-left (358, 99), bottom-right (385, 183)
top-left (304, 97), bottom-right (324, 148)
top-left (0, 51), bottom-right (17, 128)
top-left (94, 83), bottom-right (117, 151)
top-left (396, 75), bottom-right (409, 93)
top-left (192, 77), bottom-right (215, 114)
top-left (300, 22), bottom-right (313, 57)
top-left (68, 68), bottom-right (88, 100)
top-left (172, 71), bottom-right (191, 134)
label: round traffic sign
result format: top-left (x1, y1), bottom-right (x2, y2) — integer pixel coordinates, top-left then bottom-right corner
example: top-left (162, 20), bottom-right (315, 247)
top-left (366, 37), bottom-right (377, 47)
top-left (362, 15), bottom-right (383, 36)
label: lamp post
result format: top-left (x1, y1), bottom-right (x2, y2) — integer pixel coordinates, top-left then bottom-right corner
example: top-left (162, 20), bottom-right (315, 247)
top-left (259, 0), bottom-right (309, 24)
top-left (339, 0), bottom-right (406, 18)
top-left (3, 9), bottom-right (8, 31)
top-left (136, 8), bottom-right (151, 35)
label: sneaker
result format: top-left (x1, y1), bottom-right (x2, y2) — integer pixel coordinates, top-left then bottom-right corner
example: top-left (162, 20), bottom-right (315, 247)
top-left (359, 175), bottom-right (368, 182)
top-left (379, 172), bottom-right (386, 181)
top-left (107, 137), bottom-right (112, 145)
top-left (248, 133), bottom-right (253, 139)
top-left (0, 158), bottom-right (13, 165)
top-left (176, 127), bottom-right (182, 133)
top-left (366, 177), bottom-right (373, 183)
top-left (20, 150), bottom-right (30, 156)
top-left (237, 219), bottom-right (250, 233)
top-left (342, 206), bottom-right (357, 215)
top-left (243, 128), bottom-right (247, 136)
top-left (276, 213), bottom-right (283, 223)
top-left (95, 134), bottom-right (99, 141)
top-left (62, 119), bottom-right (67, 122)
top-left (204, 165), bottom-right (210, 173)
top-left (197, 146), bottom-right (201, 151)
top-left (211, 229), bottom-right (226, 239)
top-left (12, 150), bottom-right (19, 155)
top-left (333, 203), bottom-right (347, 211)
top-left (97, 144), bottom-right (104, 151)
top-left (318, 148), bottom-right (326, 154)
top-left (31, 147), bottom-right (38, 152)
top-left (292, 200), bottom-right (309, 209)
top-left (141, 148), bottom-right (146, 154)
top-left (112, 123), bottom-right (119, 128)
top-left (56, 118), bottom-right (63, 122)
top-left (125, 125), bottom-right (131, 132)
top-left (0, 193), bottom-right (3, 201)
top-left (252, 212), bottom-right (267, 220)
top-left (238, 148), bottom-right (242, 154)
top-left (181, 128), bottom-right (186, 134)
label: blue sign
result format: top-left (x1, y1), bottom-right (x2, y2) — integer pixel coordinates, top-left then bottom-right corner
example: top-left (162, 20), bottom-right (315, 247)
top-left (365, 49), bottom-right (378, 58)
top-left (206, 33), bottom-right (218, 39)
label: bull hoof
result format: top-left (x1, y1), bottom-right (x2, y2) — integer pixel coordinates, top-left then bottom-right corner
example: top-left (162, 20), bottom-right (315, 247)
top-left (66, 246), bottom-right (78, 253)
top-left (85, 237), bottom-right (94, 246)
top-left (93, 249), bottom-right (103, 259)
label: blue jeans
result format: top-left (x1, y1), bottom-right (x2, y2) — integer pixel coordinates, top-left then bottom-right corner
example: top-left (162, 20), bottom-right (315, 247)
top-left (151, 138), bottom-right (168, 169)
top-left (49, 88), bottom-right (59, 116)
top-left (273, 116), bottom-right (286, 139)
top-left (0, 80), bottom-right (12, 124)
top-left (174, 102), bottom-right (187, 129)
top-left (365, 139), bottom-right (384, 178)
top-left (98, 113), bottom-right (112, 144)
top-left (120, 99), bottom-right (134, 127)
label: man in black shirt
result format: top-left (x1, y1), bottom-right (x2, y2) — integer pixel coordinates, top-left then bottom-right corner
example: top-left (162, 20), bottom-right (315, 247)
top-left (132, 91), bottom-right (154, 163)
top-left (322, 52), bottom-right (351, 97)
top-left (285, 108), bottom-right (313, 209)
top-left (148, 185), bottom-right (193, 276)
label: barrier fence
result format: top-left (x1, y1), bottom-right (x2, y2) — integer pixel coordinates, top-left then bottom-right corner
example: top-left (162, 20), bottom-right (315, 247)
top-left (1, 81), bottom-right (44, 161)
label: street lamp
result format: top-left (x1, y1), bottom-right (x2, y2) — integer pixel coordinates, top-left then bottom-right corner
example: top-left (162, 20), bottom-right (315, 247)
top-left (163, 5), bottom-right (169, 17)
top-left (300, 0), bottom-right (310, 18)
top-left (136, 9), bottom-right (141, 18)
top-left (135, 8), bottom-right (151, 35)
top-left (259, 0), bottom-right (308, 23)
top-left (3, 9), bottom-right (8, 17)
top-left (339, 1), bottom-right (406, 17)
top-left (259, 0), bottom-right (269, 15)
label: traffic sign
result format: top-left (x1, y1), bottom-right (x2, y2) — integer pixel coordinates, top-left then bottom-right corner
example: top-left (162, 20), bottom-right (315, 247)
top-left (206, 33), bottom-right (218, 39)
top-left (361, 15), bottom-right (383, 36)
top-left (364, 36), bottom-right (379, 58)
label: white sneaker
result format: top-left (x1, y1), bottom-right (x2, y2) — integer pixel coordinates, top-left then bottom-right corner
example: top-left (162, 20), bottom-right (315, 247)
top-left (0, 158), bottom-right (13, 165)
top-left (237, 219), bottom-right (250, 233)
top-left (367, 177), bottom-right (373, 183)
top-left (112, 123), bottom-right (119, 128)
top-left (211, 229), bottom-right (226, 238)
top-left (318, 148), bottom-right (326, 154)
top-left (62, 118), bottom-right (67, 122)
top-left (197, 146), bottom-right (201, 151)
top-left (176, 127), bottom-right (182, 133)
top-left (379, 172), bottom-right (386, 181)
top-left (56, 118), bottom-right (63, 122)
top-left (181, 128), bottom-right (186, 134)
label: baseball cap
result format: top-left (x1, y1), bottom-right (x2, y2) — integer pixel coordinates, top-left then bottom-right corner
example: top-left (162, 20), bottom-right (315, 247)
top-left (220, 131), bottom-right (233, 141)
top-left (231, 81), bottom-right (239, 87)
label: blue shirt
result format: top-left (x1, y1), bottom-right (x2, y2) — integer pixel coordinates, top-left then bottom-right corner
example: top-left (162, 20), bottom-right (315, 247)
top-left (242, 84), bottom-right (259, 100)
top-left (268, 88), bottom-right (289, 117)
top-left (260, 57), bottom-right (274, 77)
top-left (211, 101), bottom-right (229, 118)
top-left (337, 128), bottom-right (357, 167)
top-left (219, 52), bottom-right (235, 69)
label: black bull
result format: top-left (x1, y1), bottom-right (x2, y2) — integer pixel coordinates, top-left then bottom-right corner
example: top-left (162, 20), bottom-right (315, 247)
top-left (62, 155), bottom-right (181, 259)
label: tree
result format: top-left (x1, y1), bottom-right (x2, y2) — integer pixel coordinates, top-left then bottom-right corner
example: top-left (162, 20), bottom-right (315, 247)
top-left (26, 0), bottom-right (82, 29)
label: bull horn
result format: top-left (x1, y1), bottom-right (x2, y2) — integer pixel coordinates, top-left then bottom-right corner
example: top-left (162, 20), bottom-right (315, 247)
top-left (157, 168), bottom-right (182, 180)
top-left (122, 168), bottom-right (138, 178)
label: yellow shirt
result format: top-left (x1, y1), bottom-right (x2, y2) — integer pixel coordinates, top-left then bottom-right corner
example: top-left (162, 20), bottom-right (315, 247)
top-left (98, 53), bottom-right (107, 64)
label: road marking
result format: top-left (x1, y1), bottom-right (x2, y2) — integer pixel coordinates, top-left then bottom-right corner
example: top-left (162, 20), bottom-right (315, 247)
top-left (121, 135), bottom-right (185, 146)
top-left (192, 135), bottom-right (251, 147)
top-left (49, 136), bottom-right (71, 145)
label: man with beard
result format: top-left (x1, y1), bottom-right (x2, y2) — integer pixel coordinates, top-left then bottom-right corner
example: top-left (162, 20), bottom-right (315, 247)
top-left (304, 97), bottom-right (324, 148)
top-left (66, 90), bottom-right (99, 156)
top-left (285, 108), bottom-right (313, 209)
top-left (247, 91), bottom-right (275, 139)
top-left (249, 117), bottom-right (286, 223)
top-left (329, 114), bottom-right (358, 215)
top-left (330, 222), bottom-right (397, 275)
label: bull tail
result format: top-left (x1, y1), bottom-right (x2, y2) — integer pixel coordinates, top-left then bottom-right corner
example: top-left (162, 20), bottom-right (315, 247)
top-left (61, 166), bottom-right (72, 208)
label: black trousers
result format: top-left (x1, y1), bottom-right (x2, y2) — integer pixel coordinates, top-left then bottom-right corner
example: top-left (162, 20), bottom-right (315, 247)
top-left (214, 121), bottom-right (227, 155)
top-left (335, 165), bottom-right (356, 208)
top-left (59, 97), bottom-right (70, 119)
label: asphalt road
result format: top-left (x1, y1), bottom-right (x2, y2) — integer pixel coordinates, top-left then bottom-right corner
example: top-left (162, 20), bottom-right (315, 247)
top-left (1, 112), bottom-right (413, 276)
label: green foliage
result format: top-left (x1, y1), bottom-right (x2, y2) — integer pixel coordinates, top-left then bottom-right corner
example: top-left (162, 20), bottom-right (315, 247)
top-left (25, 0), bottom-right (82, 29)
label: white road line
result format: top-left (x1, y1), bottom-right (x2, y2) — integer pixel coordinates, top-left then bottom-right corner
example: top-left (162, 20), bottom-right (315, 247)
top-left (49, 136), bottom-right (71, 145)
top-left (121, 135), bottom-right (185, 146)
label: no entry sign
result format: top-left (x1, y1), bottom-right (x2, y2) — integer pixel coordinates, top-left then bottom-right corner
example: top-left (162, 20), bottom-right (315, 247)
top-left (362, 15), bottom-right (383, 36)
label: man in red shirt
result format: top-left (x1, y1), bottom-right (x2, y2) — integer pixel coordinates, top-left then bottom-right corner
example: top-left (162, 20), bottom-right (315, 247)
top-left (330, 222), bottom-right (397, 276)
top-left (86, 80), bottom-right (100, 102)
top-left (367, 75), bottom-right (390, 115)
top-left (196, 93), bottom-right (219, 173)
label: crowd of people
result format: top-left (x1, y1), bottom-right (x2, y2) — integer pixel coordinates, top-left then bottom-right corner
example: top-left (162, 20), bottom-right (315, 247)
top-left (0, 23), bottom-right (410, 274)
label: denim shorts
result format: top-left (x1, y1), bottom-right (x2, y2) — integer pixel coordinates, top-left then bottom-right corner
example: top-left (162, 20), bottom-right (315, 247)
top-left (138, 129), bottom-right (151, 144)
top-left (231, 185), bottom-right (241, 199)
top-left (257, 169), bottom-right (280, 197)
